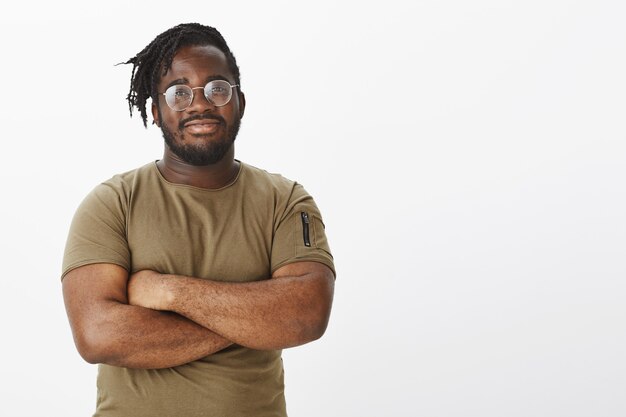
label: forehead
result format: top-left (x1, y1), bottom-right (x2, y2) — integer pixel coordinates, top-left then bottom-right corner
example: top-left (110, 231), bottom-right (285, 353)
top-left (158, 44), bottom-right (233, 86)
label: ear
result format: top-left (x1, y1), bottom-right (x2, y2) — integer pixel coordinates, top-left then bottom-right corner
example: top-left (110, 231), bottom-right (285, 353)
top-left (151, 102), bottom-right (161, 127)
top-left (237, 91), bottom-right (246, 119)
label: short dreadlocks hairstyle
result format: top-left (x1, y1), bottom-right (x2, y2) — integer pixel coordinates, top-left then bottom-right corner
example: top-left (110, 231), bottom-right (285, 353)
top-left (122, 23), bottom-right (241, 127)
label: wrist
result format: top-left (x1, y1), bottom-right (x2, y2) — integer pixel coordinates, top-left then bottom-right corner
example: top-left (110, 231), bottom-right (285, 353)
top-left (159, 273), bottom-right (177, 311)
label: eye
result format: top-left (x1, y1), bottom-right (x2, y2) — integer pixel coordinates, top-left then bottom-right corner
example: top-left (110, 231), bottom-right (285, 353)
top-left (210, 86), bottom-right (227, 94)
top-left (174, 88), bottom-right (191, 98)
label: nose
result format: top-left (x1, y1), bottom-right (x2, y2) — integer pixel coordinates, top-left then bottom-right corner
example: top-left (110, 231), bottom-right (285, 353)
top-left (187, 86), bottom-right (215, 113)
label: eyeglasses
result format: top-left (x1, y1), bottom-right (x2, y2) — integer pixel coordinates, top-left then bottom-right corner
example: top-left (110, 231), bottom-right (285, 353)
top-left (161, 80), bottom-right (239, 111)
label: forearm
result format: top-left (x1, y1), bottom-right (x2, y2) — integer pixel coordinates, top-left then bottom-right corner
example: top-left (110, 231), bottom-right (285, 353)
top-left (162, 270), bottom-right (333, 350)
top-left (76, 301), bottom-right (231, 369)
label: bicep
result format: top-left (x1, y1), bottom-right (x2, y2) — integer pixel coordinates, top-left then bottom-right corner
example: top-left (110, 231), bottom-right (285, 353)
top-left (271, 261), bottom-right (335, 341)
top-left (62, 263), bottom-right (129, 327)
top-left (272, 260), bottom-right (334, 281)
top-left (272, 261), bottom-right (335, 304)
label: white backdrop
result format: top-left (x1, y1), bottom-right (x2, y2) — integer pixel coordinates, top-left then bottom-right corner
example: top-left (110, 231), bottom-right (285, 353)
top-left (0, 1), bottom-right (624, 416)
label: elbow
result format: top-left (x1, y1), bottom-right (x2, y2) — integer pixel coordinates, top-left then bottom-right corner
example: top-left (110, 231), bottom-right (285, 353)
top-left (299, 323), bottom-right (327, 345)
top-left (310, 275), bottom-right (334, 341)
top-left (73, 325), bottom-right (116, 365)
top-left (74, 335), bottom-right (102, 365)
top-left (262, 299), bottom-right (332, 350)
top-left (297, 295), bottom-right (333, 345)
top-left (79, 349), bottom-right (101, 365)
top-left (75, 340), bottom-right (102, 365)
top-left (308, 306), bottom-right (332, 342)
top-left (302, 275), bottom-right (334, 343)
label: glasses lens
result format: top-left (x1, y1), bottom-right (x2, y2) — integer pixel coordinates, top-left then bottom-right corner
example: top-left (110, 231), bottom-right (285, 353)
top-left (164, 85), bottom-right (193, 111)
top-left (204, 80), bottom-right (233, 107)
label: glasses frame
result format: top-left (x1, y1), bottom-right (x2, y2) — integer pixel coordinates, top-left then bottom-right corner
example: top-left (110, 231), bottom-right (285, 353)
top-left (160, 80), bottom-right (239, 112)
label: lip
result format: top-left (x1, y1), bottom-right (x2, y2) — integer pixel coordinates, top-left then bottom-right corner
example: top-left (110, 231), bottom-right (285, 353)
top-left (184, 119), bottom-right (220, 127)
top-left (185, 123), bottom-right (219, 134)
top-left (183, 119), bottom-right (221, 134)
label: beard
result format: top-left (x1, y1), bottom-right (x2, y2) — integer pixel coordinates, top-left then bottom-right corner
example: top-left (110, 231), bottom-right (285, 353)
top-left (160, 113), bottom-right (241, 166)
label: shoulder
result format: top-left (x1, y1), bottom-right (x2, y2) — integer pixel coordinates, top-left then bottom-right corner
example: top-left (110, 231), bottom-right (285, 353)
top-left (241, 162), bottom-right (297, 189)
top-left (239, 162), bottom-right (320, 217)
top-left (240, 162), bottom-right (307, 199)
top-left (100, 162), bottom-right (154, 190)
top-left (81, 162), bottom-right (156, 211)
top-left (94, 162), bottom-right (155, 194)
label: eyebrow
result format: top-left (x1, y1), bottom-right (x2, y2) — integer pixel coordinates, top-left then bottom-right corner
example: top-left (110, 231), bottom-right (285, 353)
top-left (164, 75), bottom-right (231, 90)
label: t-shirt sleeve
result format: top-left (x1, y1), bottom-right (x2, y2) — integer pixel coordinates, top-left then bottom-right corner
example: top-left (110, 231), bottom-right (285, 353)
top-left (270, 184), bottom-right (335, 277)
top-left (61, 182), bottom-right (130, 280)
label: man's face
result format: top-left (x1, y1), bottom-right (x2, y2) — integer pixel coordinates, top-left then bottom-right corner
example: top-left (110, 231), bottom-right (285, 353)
top-left (152, 44), bottom-right (245, 166)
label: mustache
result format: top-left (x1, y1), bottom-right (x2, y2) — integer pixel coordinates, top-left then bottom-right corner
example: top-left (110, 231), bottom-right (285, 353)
top-left (178, 114), bottom-right (226, 130)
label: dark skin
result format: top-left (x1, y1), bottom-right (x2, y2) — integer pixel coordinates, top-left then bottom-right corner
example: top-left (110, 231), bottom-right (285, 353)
top-left (63, 45), bottom-right (334, 368)
top-left (152, 45), bottom-right (245, 189)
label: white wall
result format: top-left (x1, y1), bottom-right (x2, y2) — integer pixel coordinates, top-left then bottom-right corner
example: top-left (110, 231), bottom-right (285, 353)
top-left (0, 1), bottom-right (624, 416)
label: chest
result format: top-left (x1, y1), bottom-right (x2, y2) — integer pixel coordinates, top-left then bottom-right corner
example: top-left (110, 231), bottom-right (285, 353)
top-left (126, 189), bottom-right (274, 282)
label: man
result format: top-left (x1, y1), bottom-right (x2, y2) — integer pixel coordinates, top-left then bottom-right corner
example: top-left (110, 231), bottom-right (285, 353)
top-left (62, 23), bottom-right (335, 417)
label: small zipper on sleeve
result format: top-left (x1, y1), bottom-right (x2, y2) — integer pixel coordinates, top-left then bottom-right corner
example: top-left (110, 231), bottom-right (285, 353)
top-left (301, 211), bottom-right (311, 247)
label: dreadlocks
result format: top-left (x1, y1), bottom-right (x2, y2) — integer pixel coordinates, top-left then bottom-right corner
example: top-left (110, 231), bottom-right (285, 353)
top-left (122, 23), bottom-right (241, 127)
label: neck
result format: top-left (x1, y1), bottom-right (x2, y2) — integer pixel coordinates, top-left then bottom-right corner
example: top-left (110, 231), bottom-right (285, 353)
top-left (156, 146), bottom-right (240, 189)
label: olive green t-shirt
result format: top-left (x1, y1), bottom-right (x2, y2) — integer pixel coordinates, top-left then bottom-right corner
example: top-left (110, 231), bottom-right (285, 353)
top-left (62, 161), bottom-right (334, 417)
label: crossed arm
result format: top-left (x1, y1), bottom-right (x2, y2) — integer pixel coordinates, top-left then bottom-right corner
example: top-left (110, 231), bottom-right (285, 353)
top-left (62, 261), bottom-right (334, 369)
